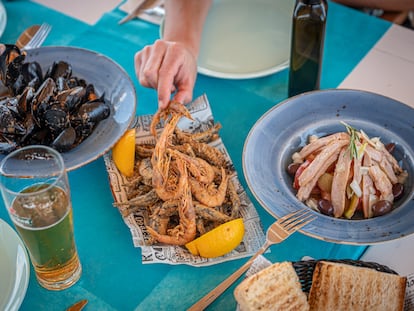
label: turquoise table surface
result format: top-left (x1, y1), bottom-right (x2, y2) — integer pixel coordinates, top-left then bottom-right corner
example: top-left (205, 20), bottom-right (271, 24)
top-left (0, 1), bottom-right (391, 310)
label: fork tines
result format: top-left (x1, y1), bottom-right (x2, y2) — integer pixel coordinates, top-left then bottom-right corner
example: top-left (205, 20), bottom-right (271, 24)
top-left (279, 209), bottom-right (316, 233)
top-left (25, 23), bottom-right (52, 50)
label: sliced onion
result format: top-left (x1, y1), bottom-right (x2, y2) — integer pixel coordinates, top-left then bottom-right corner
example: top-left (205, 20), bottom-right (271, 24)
top-left (359, 130), bottom-right (381, 149)
top-left (369, 194), bottom-right (378, 209)
top-left (360, 166), bottom-right (369, 175)
top-left (305, 197), bottom-right (319, 211)
top-left (308, 135), bottom-right (318, 143)
top-left (356, 142), bottom-right (367, 159)
top-left (350, 180), bottom-right (362, 197)
top-left (291, 152), bottom-right (303, 164)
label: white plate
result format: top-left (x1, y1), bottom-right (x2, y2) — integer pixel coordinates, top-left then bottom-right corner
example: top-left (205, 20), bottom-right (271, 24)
top-left (160, 0), bottom-right (295, 79)
top-left (198, 0), bottom-right (294, 79)
top-left (0, 218), bottom-right (30, 311)
top-left (0, 1), bottom-right (7, 39)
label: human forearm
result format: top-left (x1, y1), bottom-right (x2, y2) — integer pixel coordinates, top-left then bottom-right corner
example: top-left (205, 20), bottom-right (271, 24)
top-left (134, 0), bottom-right (213, 109)
top-left (333, 0), bottom-right (414, 11)
top-left (163, 0), bottom-right (213, 58)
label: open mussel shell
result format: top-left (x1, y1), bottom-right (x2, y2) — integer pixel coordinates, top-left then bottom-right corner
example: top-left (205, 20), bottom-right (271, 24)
top-left (0, 46), bottom-right (136, 171)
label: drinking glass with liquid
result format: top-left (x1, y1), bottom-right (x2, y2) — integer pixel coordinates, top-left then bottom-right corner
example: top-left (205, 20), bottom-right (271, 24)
top-left (0, 145), bottom-right (81, 290)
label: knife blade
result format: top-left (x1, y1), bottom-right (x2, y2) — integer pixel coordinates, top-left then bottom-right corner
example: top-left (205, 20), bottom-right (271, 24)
top-left (66, 299), bottom-right (88, 311)
top-left (119, 0), bottom-right (162, 25)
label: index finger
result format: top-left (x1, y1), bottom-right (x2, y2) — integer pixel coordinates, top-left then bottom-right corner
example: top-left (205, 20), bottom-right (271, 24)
top-left (157, 59), bottom-right (182, 109)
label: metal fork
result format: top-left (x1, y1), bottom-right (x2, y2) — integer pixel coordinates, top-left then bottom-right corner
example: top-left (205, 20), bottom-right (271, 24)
top-left (187, 209), bottom-right (316, 311)
top-left (22, 23), bottom-right (52, 51)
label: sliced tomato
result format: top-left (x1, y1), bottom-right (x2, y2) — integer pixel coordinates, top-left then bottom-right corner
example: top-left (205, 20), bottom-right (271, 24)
top-left (306, 153), bottom-right (316, 162)
top-left (293, 159), bottom-right (311, 190)
top-left (326, 162), bottom-right (335, 173)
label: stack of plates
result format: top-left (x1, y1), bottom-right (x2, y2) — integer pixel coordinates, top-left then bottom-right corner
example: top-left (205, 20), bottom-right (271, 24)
top-left (160, 0), bottom-right (295, 79)
top-left (197, 0), bottom-right (295, 79)
top-left (0, 1), bottom-right (6, 39)
top-left (0, 219), bottom-right (30, 311)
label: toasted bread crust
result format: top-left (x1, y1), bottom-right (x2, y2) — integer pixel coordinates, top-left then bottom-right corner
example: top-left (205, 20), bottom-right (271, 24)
top-left (308, 261), bottom-right (407, 311)
top-left (234, 261), bottom-right (309, 311)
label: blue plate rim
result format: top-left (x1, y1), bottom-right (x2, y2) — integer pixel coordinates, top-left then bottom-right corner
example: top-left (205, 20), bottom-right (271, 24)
top-left (242, 88), bottom-right (414, 245)
top-left (0, 46), bottom-right (137, 171)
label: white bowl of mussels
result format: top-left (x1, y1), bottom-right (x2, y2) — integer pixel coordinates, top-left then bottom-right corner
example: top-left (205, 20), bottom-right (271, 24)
top-left (0, 45), bottom-right (136, 170)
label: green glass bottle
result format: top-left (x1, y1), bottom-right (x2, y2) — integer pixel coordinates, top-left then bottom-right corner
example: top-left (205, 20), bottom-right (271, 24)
top-left (288, 0), bottom-right (328, 97)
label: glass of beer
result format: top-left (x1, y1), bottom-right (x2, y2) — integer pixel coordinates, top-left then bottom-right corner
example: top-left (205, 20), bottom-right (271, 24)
top-left (0, 145), bottom-right (82, 290)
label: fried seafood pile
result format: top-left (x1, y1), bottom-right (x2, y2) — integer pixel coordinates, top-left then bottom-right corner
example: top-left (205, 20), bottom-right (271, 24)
top-left (115, 102), bottom-right (241, 246)
top-left (288, 124), bottom-right (407, 219)
top-left (0, 44), bottom-right (110, 153)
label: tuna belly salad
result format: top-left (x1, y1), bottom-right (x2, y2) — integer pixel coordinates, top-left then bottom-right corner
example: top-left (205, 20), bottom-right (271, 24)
top-left (287, 122), bottom-right (408, 219)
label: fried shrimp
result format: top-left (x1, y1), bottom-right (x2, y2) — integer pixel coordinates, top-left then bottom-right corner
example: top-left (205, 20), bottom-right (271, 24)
top-left (190, 167), bottom-right (228, 207)
top-left (169, 148), bottom-right (215, 184)
top-left (121, 101), bottom-right (241, 247)
top-left (146, 163), bottom-right (196, 245)
top-left (151, 111), bottom-right (186, 201)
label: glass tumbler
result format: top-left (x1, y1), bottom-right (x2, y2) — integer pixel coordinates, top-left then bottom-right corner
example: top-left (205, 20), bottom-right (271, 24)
top-left (0, 145), bottom-right (81, 290)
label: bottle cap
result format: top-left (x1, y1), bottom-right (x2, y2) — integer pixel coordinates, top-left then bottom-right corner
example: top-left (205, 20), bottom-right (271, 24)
top-left (305, 0), bottom-right (322, 4)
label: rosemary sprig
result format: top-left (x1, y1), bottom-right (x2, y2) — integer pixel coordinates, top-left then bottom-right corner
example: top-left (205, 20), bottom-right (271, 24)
top-left (341, 121), bottom-right (359, 159)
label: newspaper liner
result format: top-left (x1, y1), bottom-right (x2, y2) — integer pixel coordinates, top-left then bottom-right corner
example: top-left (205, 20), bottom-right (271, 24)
top-left (103, 94), bottom-right (266, 266)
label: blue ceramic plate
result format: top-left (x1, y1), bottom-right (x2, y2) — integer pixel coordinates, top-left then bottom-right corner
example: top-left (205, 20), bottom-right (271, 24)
top-left (0, 219), bottom-right (30, 311)
top-left (243, 89), bottom-right (414, 244)
top-left (0, 46), bottom-right (136, 171)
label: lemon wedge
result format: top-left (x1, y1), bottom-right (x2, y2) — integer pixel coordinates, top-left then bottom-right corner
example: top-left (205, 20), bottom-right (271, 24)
top-left (185, 218), bottom-right (245, 258)
top-left (112, 128), bottom-right (136, 177)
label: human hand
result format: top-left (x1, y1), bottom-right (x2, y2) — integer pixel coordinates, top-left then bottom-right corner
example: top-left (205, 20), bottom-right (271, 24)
top-left (134, 39), bottom-right (198, 110)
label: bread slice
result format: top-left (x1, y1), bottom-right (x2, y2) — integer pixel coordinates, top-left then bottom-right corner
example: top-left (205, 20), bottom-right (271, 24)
top-left (308, 261), bottom-right (407, 311)
top-left (234, 261), bottom-right (309, 311)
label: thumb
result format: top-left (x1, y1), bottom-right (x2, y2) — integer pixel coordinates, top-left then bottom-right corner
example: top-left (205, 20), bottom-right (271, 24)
top-left (173, 89), bottom-right (193, 106)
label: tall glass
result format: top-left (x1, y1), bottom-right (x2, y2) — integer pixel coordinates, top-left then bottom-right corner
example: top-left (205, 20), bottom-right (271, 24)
top-left (0, 145), bottom-right (81, 290)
